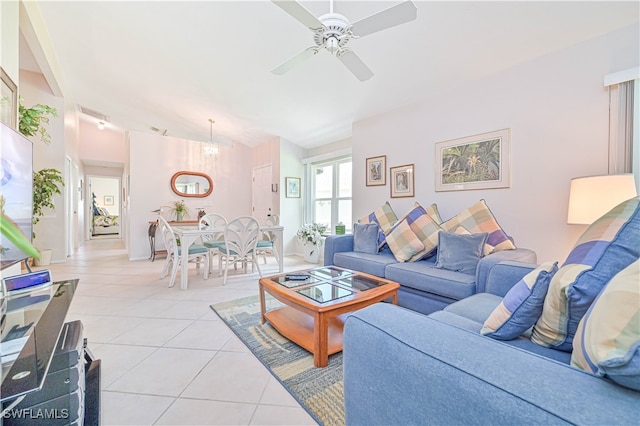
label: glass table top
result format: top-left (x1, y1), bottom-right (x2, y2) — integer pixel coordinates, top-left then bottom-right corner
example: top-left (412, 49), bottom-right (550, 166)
top-left (269, 267), bottom-right (391, 304)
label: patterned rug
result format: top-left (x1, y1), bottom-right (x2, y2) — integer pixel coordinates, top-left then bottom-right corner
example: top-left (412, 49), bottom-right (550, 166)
top-left (210, 295), bottom-right (344, 426)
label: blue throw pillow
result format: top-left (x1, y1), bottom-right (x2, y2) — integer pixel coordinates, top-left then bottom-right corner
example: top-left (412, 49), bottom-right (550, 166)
top-left (434, 231), bottom-right (488, 275)
top-left (481, 262), bottom-right (558, 340)
top-left (353, 223), bottom-right (379, 254)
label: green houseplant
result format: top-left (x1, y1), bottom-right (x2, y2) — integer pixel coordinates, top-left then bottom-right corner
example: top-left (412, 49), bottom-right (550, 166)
top-left (32, 169), bottom-right (64, 238)
top-left (169, 200), bottom-right (189, 222)
top-left (296, 223), bottom-right (327, 264)
top-left (19, 100), bottom-right (63, 264)
top-left (18, 98), bottom-right (58, 144)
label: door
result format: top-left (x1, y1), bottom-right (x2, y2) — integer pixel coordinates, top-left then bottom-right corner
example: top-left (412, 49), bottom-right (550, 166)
top-left (252, 165), bottom-right (273, 222)
top-left (65, 157), bottom-right (73, 256)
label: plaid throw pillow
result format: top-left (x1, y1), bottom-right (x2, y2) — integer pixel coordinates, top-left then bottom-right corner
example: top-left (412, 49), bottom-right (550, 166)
top-left (441, 199), bottom-right (516, 252)
top-left (532, 196), bottom-right (640, 352)
top-left (359, 201), bottom-right (398, 249)
top-left (385, 220), bottom-right (425, 262)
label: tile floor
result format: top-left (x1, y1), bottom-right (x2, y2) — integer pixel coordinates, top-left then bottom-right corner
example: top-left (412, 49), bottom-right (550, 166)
top-left (46, 238), bottom-right (319, 425)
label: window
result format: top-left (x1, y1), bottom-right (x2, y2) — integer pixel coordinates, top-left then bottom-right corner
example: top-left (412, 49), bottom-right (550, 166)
top-left (309, 157), bottom-right (352, 233)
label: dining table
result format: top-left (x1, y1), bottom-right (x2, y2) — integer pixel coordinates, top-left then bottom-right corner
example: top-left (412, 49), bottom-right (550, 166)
top-left (171, 225), bottom-right (284, 290)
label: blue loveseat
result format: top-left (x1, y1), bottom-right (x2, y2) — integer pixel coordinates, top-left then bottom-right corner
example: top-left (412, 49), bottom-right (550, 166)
top-left (343, 197), bottom-right (640, 424)
top-left (344, 300), bottom-right (640, 425)
top-left (324, 234), bottom-right (536, 314)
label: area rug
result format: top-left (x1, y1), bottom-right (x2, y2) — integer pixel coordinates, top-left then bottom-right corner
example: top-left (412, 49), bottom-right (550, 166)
top-left (210, 295), bottom-right (344, 426)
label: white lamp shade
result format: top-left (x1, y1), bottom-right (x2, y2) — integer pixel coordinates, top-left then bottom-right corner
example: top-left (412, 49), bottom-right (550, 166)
top-left (567, 174), bottom-right (638, 224)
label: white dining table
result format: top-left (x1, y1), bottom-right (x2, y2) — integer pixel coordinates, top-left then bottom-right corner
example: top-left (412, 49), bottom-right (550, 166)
top-left (172, 225), bottom-right (284, 290)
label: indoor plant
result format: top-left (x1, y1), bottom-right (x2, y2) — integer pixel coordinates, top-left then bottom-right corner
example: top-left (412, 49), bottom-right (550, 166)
top-left (31, 168), bottom-right (64, 264)
top-left (18, 98), bottom-right (58, 144)
top-left (296, 223), bottom-right (326, 263)
top-left (19, 99), bottom-right (63, 265)
top-left (169, 200), bottom-right (189, 222)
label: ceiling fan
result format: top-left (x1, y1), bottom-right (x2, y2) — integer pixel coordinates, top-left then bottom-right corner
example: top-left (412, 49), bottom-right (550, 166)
top-left (271, 0), bottom-right (417, 82)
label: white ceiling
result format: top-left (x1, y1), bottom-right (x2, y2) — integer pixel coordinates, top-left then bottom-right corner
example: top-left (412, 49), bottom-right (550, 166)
top-left (26, 1), bottom-right (639, 149)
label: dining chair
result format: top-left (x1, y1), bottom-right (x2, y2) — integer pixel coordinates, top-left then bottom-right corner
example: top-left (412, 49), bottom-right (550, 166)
top-left (157, 216), bottom-right (209, 288)
top-left (257, 215), bottom-right (279, 264)
top-left (218, 216), bottom-right (262, 285)
top-left (199, 213), bottom-right (228, 273)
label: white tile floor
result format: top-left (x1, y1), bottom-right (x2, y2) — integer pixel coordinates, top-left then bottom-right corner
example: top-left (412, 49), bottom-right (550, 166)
top-left (46, 238), bottom-right (319, 426)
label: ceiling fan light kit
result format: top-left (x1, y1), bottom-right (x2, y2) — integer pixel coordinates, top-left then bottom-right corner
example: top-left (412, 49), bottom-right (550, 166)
top-left (272, 0), bottom-right (417, 82)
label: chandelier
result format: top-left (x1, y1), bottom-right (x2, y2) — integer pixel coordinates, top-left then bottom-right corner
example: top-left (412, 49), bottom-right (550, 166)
top-left (203, 118), bottom-right (219, 156)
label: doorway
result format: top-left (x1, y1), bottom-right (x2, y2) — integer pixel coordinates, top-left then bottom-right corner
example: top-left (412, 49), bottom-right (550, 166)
top-left (89, 176), bottom-right (121, 239)
top-left (252, 165), bottom-right (273, 222)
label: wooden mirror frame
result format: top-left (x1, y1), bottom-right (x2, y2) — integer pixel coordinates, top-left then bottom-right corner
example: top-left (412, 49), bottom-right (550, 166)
top-left (170, 171), bottom-right (213, 198)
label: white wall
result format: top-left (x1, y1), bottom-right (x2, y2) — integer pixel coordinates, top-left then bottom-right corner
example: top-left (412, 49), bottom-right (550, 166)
top-left (127, 131), bottom-right (253, 260)
top-left (1, 1), bottom-right (19, 86)
top-left (353, 23), bottom-right (639, 263)
top-left (280, 139), bottom-right (305, 255)
top-left (79, 120), bottom-right (126, 164)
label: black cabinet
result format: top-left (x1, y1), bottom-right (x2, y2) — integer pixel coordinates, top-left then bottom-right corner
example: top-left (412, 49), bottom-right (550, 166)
top-left (1, 281), bottom-right (101, 425)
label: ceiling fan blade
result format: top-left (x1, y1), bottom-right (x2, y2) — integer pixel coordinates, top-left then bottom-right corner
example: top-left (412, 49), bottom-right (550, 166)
top-left (272, 1), bottom-right (324, 30)
top-left (350, 1), bottom-right (417, 37)
top-left (271, 47), bottom-right (319, 75)
top-left (337, 49), bottom-right (374, 82)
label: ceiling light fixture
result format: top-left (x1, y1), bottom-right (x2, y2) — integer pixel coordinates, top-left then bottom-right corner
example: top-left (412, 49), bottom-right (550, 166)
top-left (204, 118), bottom-right (219, 156)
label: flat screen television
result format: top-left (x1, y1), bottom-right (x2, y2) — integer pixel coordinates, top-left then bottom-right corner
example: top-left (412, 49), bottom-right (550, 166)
top-left (0, 121), bottom-right (34, 268)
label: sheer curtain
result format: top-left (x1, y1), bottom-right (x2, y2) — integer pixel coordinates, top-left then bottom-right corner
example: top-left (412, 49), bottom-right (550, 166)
top-left (608, 79), bottom-right (635, 174)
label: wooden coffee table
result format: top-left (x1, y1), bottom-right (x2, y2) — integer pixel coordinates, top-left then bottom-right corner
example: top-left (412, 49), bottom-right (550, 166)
top-left (259, 266), bottom-right (399, 367)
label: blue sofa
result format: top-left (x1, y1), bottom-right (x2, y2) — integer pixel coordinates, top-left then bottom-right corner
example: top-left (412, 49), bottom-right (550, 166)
top-left (343, 261), bottom-right (640, 425)
top-left (324, 234), bottom-right (536, 314)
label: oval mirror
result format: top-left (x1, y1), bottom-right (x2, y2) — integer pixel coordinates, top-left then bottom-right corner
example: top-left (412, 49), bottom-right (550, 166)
top-left (170, 171), bottom-right (213, 198)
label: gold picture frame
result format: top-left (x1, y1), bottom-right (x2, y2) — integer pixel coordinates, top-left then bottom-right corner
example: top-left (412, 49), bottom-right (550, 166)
top-left (435, 128), bottom-right (511, 192)
top-left (390, 164), bottom-right (414, 198)
top-left (0, 67), bottom-right (18, 129)
top-left (366, 155), bottom-right (386, 186)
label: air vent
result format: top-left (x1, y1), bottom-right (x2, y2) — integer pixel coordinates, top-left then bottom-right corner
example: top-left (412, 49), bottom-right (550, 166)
top-left (150, 127), bottom-right (168, 136)
top-left (80, 106), bottom-right (109, 122)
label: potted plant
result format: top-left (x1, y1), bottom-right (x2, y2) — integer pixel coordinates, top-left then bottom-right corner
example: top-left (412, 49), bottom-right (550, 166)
top-left (169, 200), bottom-right (189, 222)
top-left (31, 169), bottom-right (64, 265)
top-left (296, 223), bottom-right (327, 263)
top-left (18, 99), bottom-right (63, 265)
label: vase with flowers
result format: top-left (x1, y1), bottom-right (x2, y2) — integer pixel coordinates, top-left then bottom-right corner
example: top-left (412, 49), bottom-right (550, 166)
top-left (169, 200), bottom-right (189, 222)
top-left (296, 223), bottom-right (326, 263)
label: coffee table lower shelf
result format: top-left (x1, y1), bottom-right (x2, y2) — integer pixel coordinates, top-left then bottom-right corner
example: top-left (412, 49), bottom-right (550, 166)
top-left (264, 306), bottom-right (346, 359)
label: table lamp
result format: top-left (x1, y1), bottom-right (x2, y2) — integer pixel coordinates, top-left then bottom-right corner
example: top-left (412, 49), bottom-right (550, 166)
top-left (567, 174), bottom-right (638, 225)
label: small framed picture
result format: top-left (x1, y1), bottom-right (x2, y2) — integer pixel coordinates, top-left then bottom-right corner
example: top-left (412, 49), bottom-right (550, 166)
top-left (285, 177), bottom-right (301, 198)
top-left (104, 195), bottom-right (114, 206)
top-left (366, 155), bottom-right (386, 186)
top-left (390, 164), bottom-right (415, 198)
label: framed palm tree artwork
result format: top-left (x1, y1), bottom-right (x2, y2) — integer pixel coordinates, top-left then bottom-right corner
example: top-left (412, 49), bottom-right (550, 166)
top-left (435, 128), bottom-right (511, 192)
